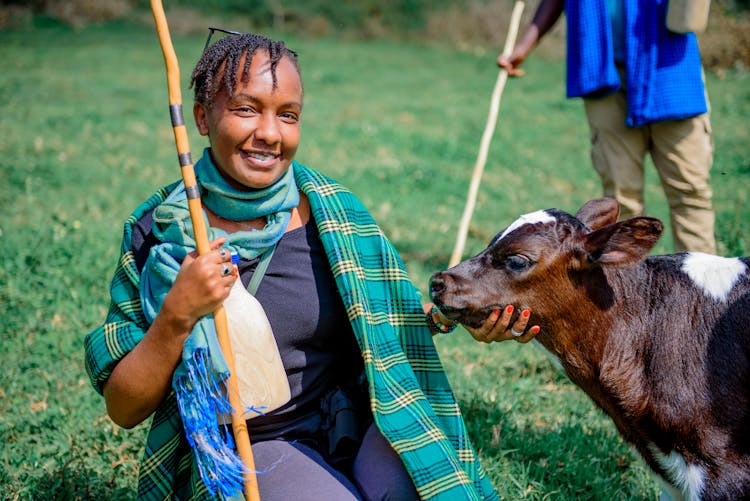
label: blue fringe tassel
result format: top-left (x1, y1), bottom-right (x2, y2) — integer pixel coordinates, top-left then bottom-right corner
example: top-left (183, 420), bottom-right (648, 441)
top-left (175, 347), bottom-right (247, 498)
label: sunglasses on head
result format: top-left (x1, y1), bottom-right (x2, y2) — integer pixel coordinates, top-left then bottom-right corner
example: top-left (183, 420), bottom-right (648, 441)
top-left (203, 27), bottom-right (298, 57)
top-left (203, 27), bottom-right (243, 52)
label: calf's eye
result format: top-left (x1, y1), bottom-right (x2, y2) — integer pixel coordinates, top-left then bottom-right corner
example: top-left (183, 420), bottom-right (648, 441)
top-left (506, 254), bottom-right (531, 272)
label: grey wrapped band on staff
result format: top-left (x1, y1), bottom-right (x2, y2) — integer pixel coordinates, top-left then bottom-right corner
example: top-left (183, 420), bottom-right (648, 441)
top-left (178, 152), bottom-right (192, 167)
top-left (185, 185), bottom-right (200, 199)
top-left (169, 104), bottom-right (184, 126)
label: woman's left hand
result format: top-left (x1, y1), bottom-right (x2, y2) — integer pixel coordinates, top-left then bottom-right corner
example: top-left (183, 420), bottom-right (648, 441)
top-left (463, 306), bottom-right (540, 344)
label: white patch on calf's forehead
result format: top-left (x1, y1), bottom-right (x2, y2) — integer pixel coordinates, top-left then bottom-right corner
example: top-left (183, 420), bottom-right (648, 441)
top-left (681, 252), bottom-right (747, 302)
top-left (499, 210), bottom-right (556, 240)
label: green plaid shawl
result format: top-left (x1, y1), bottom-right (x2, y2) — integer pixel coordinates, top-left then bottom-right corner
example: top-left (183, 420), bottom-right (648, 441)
top-left (85, 164), bottom-right (498, 500)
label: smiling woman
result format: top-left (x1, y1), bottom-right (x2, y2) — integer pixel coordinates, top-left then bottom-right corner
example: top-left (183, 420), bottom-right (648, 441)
top-left (82, 30), bottom-right (534, 500)
top-left (191, 34), bottom-right (302, 190)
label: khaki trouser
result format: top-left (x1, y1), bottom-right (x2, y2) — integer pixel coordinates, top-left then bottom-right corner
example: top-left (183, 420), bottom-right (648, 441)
top-left (583, 89), bottom-right (716, 254)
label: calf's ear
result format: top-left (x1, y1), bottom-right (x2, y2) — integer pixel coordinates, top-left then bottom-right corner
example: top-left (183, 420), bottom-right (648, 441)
top-left (583, 217), bottom-right (663, 266)
top-left (575, 198), bottom-right (619, 230)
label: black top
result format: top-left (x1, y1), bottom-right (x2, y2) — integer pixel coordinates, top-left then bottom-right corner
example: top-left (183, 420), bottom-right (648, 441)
top-left (132, 212), bottom-right (366, 442)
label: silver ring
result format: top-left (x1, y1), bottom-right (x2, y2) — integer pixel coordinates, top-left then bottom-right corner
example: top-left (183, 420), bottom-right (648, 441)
top-left (220, 263), bottom-right (232, 277)
top-left (219, 248), bottom-right (228, 261)
top-left (510, 328), bottom-right (524, 337)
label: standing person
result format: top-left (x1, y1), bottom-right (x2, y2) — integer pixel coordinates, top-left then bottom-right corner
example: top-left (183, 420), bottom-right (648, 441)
top-left (85, 32), bottom-right (536, 500)
top-left (498, 0), bottom-right (716, 253)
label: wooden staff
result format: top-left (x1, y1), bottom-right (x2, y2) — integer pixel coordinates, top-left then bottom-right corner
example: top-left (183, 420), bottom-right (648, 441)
top-left (149, 2), bottom-right (261, 499)
top-left (449, 0), bottom-right (525, 268)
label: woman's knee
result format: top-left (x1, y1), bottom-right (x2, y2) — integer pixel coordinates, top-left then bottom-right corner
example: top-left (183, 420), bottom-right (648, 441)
top-left (352, 425), bottom-right (419, 501)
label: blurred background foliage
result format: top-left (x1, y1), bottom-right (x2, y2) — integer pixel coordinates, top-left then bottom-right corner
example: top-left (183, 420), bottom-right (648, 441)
top-left (2, 0), bottom-right (749, 70)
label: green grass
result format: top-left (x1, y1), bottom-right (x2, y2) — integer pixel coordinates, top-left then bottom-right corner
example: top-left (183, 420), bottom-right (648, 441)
top-left (1, 19), bottom-right (748, 500)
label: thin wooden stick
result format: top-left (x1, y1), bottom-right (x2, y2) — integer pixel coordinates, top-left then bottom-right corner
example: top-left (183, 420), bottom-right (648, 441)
top-left (449, 0), bottom-right (525, 268)
top-left (149, 2), bottom-right (261, 499)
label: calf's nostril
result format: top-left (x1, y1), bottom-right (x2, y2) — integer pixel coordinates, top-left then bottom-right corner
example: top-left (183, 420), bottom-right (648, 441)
top-left (429, 276), bottom-right (446, 296)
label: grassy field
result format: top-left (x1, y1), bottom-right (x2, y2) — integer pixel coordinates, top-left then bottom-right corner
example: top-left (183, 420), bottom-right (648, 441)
top-left (1, 18), bottom-right (748, 500)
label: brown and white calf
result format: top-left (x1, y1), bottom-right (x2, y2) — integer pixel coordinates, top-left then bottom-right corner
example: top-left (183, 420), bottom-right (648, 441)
top-left (430, 198), bottom-right (750, 501)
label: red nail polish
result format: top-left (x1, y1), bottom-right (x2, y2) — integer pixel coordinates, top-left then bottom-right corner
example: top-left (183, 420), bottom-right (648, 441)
top-left (492, 309), bottom-right (500, 317)
top-left (531, 325), bottom-right (540, 334)
top-left (505, 305), bottom-right (514, 314)
top-left (522, 310), bottom-right (530, 318)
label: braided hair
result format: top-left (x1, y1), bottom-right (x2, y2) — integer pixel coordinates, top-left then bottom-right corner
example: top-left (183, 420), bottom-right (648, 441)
top-left (190, 33), bottom-right (300, 107)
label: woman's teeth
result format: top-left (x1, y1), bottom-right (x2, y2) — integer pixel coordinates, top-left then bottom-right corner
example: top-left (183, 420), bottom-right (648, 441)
top-left (248, 152), bottom-right (275, 161)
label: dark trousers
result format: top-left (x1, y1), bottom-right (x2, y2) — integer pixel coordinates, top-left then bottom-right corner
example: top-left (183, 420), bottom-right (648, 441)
top-left (252, 423), bottom-right (419, 500)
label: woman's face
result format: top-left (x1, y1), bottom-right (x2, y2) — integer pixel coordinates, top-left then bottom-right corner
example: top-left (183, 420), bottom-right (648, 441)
top-left (194, 51), bottom-right (302, 190)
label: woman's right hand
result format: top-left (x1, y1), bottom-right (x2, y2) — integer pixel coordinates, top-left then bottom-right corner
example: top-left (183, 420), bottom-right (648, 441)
top-left (104, 237), bottom-right (238, 428)
top-left (160, 236), bottom-right (238, 331)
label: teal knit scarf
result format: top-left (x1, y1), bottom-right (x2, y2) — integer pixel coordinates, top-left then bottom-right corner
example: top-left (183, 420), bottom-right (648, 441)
top-left (152, 147), bottom-right (300, 260)
top-left (139, 148), bottom-right (299, 497)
